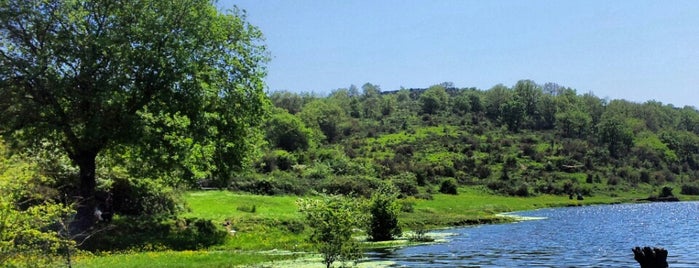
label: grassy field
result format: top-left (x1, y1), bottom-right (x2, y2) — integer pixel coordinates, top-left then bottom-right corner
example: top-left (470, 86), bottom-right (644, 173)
top-left (74, 187), bottom-right (695, 267)
top-left (73, 250), bottom-right (299, 268)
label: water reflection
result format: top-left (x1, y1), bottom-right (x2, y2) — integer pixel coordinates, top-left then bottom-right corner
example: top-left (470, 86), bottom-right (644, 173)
top-left (368, 202), bottom-right (699, 267)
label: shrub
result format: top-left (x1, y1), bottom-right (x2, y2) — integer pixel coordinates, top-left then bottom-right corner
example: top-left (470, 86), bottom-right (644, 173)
top-left (504, 156), bottom-right (517, 169)
top-left (265, 109), bottom-right (312, 151)
top-left (439, 178), bottom-right (458, 195)
top-left (82, 216), bottom-right (227, 251)
top-left (514, 183), bottom-right (530, 197)
top-left (281, 220), bottom-right (305, 234)
top-left (521, 143), bottom-right (537, 159)
top-left (415, 192), bottom-right (433, 200)
top-left (0, 145), bottom-right (75, 267)
top-left (167, 218), bottom-right (228, 250)
top-left (366, 183), bottom-right (402, 241)
top-left (274, 150), bottom-right (297, 171)
top-left (398, 198), bottom-right (416, 213)
top-left (304, 162), bottom-right (333, 180)
top-left (476, 165), bottom-right (491, 179)
top-left (408, 224), bottom-right (434, 242)
top-left (659, 186), bottom-right (674, 198)
top-left (586, 173), bottom-right (594, 184)
top-left (110, 177), bottom-right (181, 217)
top-left (236, 204), bottom-right (257, 213)
top-left (241, 179), bottom-right (275, 195)
top-left (317, 176), bottom-right (380, 197)
top-left (487, 180), bottom-right (521, 196)
top-left (259, 150), bottom-right (297, 172)
top-left (390, 172), bottom-right (420, 197)
top-left (298, 195), bottom-right (365, 268)
top-left (232, 171), bottom-right (310, 195)
top-left (607, 177), bottom-right (620, 186)
top-left (681, 184), bottom-right (699, 195)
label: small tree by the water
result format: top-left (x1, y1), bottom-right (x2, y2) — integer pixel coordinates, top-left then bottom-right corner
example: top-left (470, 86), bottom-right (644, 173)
top-left (298, 195), bottom-right (365, 268)
top-left (367, 183), bottom-right (402, 241)
top-left (659, 186), bottom-right (674, 198)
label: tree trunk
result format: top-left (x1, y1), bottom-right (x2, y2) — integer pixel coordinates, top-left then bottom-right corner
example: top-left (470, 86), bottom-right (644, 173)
top-left (71, 151), bottom-right (98, 234)
top-left (633, 247), bottom-right (669, 268)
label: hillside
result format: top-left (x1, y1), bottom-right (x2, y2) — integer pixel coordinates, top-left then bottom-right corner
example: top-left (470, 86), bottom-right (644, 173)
top-left (227, 80), bottom-right (699, 200)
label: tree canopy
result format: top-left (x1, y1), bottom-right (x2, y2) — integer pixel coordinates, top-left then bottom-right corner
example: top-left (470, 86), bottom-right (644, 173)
top-left (0, 0), bottom-right (268, 230)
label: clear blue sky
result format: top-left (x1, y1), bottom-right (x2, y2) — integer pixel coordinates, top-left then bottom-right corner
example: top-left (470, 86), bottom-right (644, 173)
top-left (218, 0), bottom-right (699, 108)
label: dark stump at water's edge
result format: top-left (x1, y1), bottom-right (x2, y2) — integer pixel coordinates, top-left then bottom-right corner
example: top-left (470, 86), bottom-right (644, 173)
top-left (633, 247), bottom-right (668, 268)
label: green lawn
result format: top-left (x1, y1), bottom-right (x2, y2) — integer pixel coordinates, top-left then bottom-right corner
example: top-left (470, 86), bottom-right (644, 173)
top-left (73, 250), bottom-right (298, 268)
top-left (183, 191), bottom-right (302, 221)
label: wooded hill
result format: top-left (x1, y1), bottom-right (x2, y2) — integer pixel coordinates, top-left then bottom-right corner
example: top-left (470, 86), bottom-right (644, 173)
top-left (232, 80), bottom-right (699, 199)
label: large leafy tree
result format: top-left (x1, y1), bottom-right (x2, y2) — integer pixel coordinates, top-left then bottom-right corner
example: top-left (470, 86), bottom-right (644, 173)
top-left (484, 84), bottom-right (511, 119)
top-left (597, 114), bottom-right (634, 158)
top-left (419, 84), bottom-right (449, 115)
top-left (265, 108), bottom-right (313, 152)
top-left (0, 0), bottom-right (268, 231)
top-left (299, 100), bottom-right (345, 143)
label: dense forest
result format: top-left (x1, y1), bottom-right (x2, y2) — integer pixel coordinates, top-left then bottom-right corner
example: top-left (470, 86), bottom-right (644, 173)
top-left (235, 81), bottom-right (699, 199)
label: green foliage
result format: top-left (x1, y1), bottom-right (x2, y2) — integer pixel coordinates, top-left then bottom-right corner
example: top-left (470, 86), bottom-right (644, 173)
top-left (265, 108), bottom-right (313, 151)
top-left (81, 216), bottom-right (227, 251)
top-left (659, 186), bottom-right (674, 198)
top-left (110, 177), bottom-right (182, 217)
top-left (439, 178), bottom-right (459, 195)
top-left (681, 184), bottom-right (699, 195)
top-left (366, 183), bottom-right (402, 241)
top-left (259, 149), bottom-right (298, 172)
top-left (317, 176), bottom-right (380, 198)
top-left (597, 114), bottom-right (634, 158)
top-left (452, 91), bottom-right (473, 114)
top-left (236, 204), bottom-right (257, 213)
top-left (290, 86), bottom-right (687, 199)
top-left (298, 195), bottom-right (366, 268)
top-left (165, 218), bottom-right (228, 250)
top-left (390, 172), bottom-right (420, 197)
top-left (299, 100), bottom-right (346, 143)
top-left (0, 141), bottom-right (74, 267)
top-left (484, 84), bottom-right (512, 119)
top-left (556, 109), bottom-right (592, 138)
top-left (407, 223), bottom-right (435, 242)
top-left (270, 91), bottom-right (305, 114)
top-left (420, 85), bottom-right (449, 114)
top-left (0, 0), bottom-right (269, 230)
top-left (231, 173), bottom-right (310, 196)
top-left (501, 99), bottom-right (525, 132)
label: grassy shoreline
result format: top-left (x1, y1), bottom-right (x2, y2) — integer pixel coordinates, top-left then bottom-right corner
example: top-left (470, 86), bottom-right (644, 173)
top-left (74, 187), bottom-right (697, 267)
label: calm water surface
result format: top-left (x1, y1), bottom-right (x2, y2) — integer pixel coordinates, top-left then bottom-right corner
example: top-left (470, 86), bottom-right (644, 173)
top-left (368, 201), bottom-right (699, 267)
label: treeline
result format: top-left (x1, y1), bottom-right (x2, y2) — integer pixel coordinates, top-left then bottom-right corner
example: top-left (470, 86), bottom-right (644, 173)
top-left (228, 80), bottom-right (699, 198)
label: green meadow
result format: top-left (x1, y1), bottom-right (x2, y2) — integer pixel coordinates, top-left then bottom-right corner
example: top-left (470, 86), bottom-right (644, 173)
top-left (74, 187), bottom-right (693, 268)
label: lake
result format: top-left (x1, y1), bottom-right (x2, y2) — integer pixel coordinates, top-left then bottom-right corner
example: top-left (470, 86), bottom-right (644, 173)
top-left (368, 201), bottom-right (699, 267)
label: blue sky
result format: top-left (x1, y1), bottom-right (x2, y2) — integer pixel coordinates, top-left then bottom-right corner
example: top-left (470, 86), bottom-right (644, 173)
top-left (218, 0), bottom-right (699, 108)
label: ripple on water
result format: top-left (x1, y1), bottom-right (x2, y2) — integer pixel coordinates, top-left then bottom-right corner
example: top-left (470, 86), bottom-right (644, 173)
top-left (370, 201), bottom-right (699, 267)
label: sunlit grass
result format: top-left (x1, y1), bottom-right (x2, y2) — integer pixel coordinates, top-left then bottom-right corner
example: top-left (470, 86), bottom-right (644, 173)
top-left (183, 191), bottom-right (302, 221)
top-left (400, 186), bottom-right (652, 228)
top-left (72, 250), bottom-right (298, 268)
